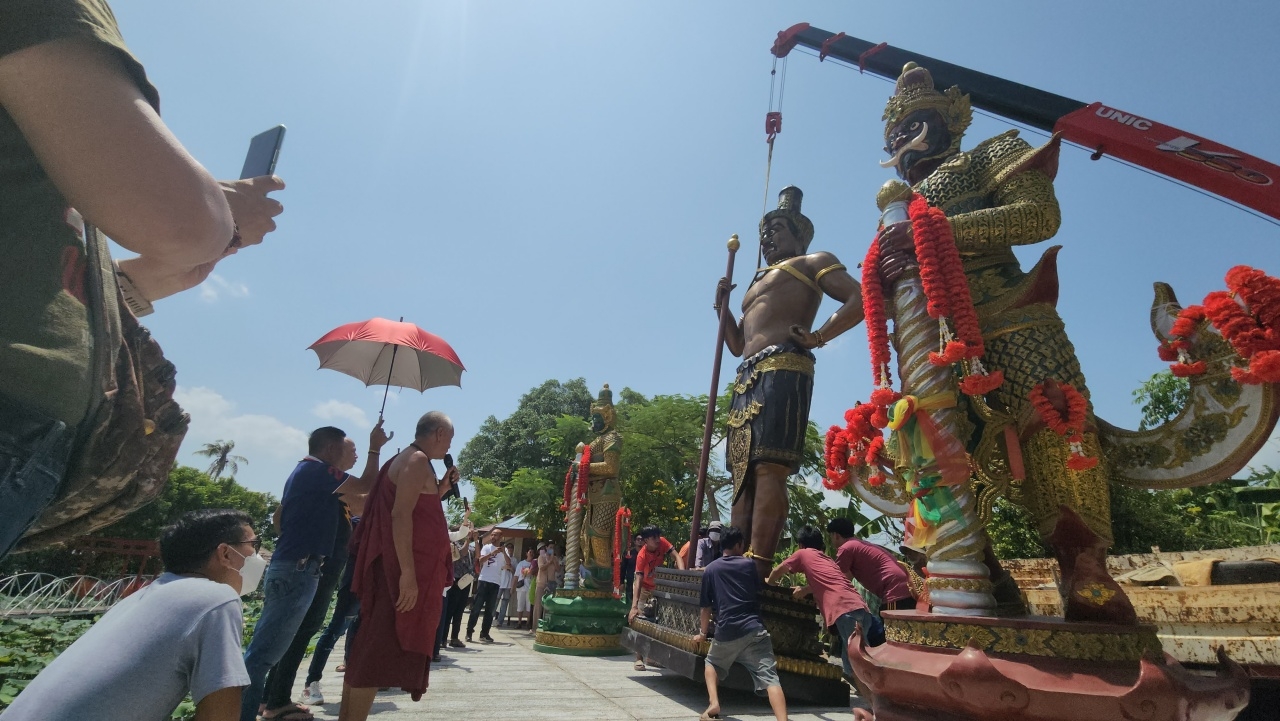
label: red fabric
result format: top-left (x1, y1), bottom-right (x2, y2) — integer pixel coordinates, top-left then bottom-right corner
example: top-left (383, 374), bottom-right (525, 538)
top-left (635, 537), bottom-right (673, 590)
top-left (836, 539), bottom-right (913, 605)
top-left (778, 548), bottom-right (867, 628)
top-left (347, 460), bottom-right (452, 697)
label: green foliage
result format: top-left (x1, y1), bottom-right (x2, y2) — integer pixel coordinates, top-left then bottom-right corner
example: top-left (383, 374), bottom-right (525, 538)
top-left (1132, 371), bottom-right (1191, 431)
top-left (1, 466), bottom-right (277, 578)
top-left (193, 440), bottom-right (248, 480)
top-left (457, 379), bottom-right (592, 481)
top-left (0, 617), bottom-right (93, 708)
top-left (986, 498), bottom-right (1049, 559)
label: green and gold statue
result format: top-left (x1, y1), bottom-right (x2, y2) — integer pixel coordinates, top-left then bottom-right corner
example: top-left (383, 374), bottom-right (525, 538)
top-left (579, 385), bottom-right (623, 590)
top-left (533, 384), bottom-right (629, 655)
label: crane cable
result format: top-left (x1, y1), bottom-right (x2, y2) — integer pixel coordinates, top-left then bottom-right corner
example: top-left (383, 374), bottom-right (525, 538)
top-left (760, 55), bottom-right (789, 267)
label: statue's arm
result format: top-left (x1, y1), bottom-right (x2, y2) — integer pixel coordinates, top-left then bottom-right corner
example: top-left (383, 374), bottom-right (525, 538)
top-left (946, 169), bottom-right (1061, 251)
top-left (721, 308), bottom-right (746, 357)
top-left (589, 448), bottom-right (621, 478)
top-left (814, 253), bottom-right (865, 343)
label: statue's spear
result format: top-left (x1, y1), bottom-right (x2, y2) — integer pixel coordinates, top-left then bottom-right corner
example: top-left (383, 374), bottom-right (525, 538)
top-left (563, 442), bottom-right (586, 591)
top-left (689, 235), bottom-right (740, 560)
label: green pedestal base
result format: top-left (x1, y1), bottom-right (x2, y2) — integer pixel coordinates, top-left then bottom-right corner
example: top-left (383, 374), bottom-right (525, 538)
top-left (532, 589), bottom-right (629, 656)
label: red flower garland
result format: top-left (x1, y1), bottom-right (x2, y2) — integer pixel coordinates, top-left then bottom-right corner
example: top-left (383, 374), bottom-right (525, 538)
top-left (1028, 381), bottom-right (1097, 471)
top-left (1163, 266), bottom-right (1280, 384)
top-left (560, 460), bottom-right (574, 513)
top-left (577, 446), bottom-right (592, 505)
top-left (613, 507), bottom-right (632, 597)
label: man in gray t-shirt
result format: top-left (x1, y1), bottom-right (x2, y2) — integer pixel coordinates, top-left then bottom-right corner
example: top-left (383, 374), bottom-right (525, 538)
top-left (4, 510), bottom-right (260, 721)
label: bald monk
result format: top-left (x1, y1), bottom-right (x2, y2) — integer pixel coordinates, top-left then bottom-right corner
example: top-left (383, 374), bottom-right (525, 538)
top-left (338, 412), bottom-right (458, 720)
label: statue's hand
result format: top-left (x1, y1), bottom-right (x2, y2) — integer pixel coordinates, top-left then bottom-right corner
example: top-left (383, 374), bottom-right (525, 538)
top-left (790, 325), bottom-right (823, 350)
top-left (877, 221), bottom-right (917, 290)
top-left (714, 277), bottom-right (737, 312)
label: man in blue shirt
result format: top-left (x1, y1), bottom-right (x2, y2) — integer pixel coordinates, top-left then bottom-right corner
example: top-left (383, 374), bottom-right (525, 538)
top-left (240, 422), bottom-right (389, 721)
top-left (691, 525), bottom-right (787, 721)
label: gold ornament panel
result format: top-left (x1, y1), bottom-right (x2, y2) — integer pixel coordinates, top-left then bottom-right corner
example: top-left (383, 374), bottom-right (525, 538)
top-left (884, 617), bottom-right (1162, 663)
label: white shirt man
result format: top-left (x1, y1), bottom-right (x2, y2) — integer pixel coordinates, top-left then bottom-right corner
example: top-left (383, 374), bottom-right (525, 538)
top-left (466, 531), bottom-right (508, 643)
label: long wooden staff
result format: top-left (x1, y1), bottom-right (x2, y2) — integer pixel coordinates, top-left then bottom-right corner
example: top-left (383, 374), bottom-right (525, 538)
top-left (689, 235), bottom-right (740, 561)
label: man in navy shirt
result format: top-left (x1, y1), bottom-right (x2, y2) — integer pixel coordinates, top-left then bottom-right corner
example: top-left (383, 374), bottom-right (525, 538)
top-left (240, 422), bottom-right (389, 721)
top-left (691, 525), bottom-right (787, 721)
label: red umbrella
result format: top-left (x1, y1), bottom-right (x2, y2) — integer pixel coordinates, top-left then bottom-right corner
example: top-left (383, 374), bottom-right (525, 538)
top-left (308, 317), bottom-right (465, 417)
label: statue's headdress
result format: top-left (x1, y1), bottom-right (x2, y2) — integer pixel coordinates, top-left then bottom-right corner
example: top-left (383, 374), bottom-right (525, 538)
top-left (759, 186), bottom-right (814, 249)
top-left (590, 383), bottom-right (616, 429)
top-left (882, 62), bottom-right (972, 156)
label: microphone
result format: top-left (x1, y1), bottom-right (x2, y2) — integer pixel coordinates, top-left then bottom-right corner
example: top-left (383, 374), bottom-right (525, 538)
top-left (441, 453), bottom-right (460, 501)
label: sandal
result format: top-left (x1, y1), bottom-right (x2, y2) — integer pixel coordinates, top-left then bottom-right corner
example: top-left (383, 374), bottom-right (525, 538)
top-left (261, 702), bottom-right (314, 720)
top-left (335, 664), bottom-right (346, 673)
top-left (633, 660), bottom-right (646, 671)
top-left (699, 711), bottom-right (723, 721)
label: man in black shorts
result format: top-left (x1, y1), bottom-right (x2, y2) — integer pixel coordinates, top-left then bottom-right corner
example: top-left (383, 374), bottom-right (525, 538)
top-left (690, 526), bottom-right (787, 721)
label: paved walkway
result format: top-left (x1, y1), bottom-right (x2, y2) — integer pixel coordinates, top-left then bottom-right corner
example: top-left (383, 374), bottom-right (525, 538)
top-left (298, 624), bottom-right (851, 720)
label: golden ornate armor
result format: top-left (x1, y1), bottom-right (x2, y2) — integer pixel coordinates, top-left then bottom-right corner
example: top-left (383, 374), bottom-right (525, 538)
top-left (580, 385), bottom-right (623, 590)
top-left (912, 127), bottom-right (1112, 544)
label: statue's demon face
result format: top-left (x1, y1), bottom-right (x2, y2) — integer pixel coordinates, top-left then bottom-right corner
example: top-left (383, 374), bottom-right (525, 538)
top-left (760, 217), bottom-right (804, 265)
top-left (590, 405), bottom-right (614, 433)
top-left (884, 108), bottom-right (952, 182)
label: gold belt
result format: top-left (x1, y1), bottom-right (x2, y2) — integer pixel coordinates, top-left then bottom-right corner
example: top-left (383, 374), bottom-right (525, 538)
top-left (734, 353), bottom-right (815, 395)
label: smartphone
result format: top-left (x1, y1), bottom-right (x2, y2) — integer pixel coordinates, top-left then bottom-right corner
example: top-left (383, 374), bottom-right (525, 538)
top-left (240, 125), bottom-right (286, 179)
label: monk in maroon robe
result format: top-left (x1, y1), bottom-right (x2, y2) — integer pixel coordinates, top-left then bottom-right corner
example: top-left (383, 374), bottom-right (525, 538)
top-left (338, 411), bottom-right (457, 721)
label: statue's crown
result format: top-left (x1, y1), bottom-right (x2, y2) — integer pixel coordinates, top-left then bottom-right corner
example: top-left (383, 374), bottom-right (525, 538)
top-left (759, 186), bottom-right (814, 247)
top-left (882, 62), bottom-right (972, 146)
top-left (595, 383), bottom-right (613, 407)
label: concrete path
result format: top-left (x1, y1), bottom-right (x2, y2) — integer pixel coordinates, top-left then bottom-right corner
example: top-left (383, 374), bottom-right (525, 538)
top-left (298, 624), bottom-right (852, 720)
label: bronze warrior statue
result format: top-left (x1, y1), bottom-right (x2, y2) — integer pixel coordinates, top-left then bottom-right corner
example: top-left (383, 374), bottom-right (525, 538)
top-left (579, 384), bottom-right (623, 590)
top-left (717, 187), bottom-right (866, 575)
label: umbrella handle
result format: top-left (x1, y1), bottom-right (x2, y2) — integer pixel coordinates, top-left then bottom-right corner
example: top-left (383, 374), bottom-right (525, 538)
top-left (379, 342), bottom-right (400, 421)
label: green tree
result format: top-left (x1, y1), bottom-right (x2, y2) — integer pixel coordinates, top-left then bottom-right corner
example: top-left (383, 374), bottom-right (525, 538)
top-left (457, 379), bottom-right (592, 481)
top-left (193, 440), bottom-right (248, 480)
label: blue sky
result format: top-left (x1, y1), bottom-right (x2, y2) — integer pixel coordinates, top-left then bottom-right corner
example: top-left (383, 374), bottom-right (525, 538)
top-left (109, 1), bottom-right (1280, 501)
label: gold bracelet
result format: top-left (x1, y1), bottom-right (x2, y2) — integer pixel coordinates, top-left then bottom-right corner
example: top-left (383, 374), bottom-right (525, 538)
top-left (812, 329), bottom-right (827, 347)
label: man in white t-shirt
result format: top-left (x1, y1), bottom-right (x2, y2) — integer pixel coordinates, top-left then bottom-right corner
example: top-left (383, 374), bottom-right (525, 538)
top-left (466, 528), bottom-right (508, 643)
top-left (511, 548), bottom-right (535, 629)
top-left (4, 509), bottom-right (259, 721)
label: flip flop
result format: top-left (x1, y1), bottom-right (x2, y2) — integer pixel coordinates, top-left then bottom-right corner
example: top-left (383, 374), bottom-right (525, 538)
top-left (260, 702), bottom-right (314, 721)
top-left (633, 660), bottom-right (646, 671)
top-left (699, 711), bottom-right (723, 721)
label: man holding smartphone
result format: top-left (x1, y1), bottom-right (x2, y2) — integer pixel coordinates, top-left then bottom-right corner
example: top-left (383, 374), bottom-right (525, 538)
top-left (466, 529), bottom-right (508, 643)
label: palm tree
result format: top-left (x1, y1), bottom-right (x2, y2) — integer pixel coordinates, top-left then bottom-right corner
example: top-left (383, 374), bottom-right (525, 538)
top-left (195, 440), bottom-right (248, 480)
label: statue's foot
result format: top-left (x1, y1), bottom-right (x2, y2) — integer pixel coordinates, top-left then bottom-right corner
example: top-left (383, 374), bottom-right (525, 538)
top-left (1049, 506), bottom-right (1137, 625)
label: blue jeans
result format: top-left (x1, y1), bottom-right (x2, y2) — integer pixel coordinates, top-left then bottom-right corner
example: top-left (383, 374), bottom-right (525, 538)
top-left (305, 570), bottom-right (360, 685)
top-left (0, 397), bottom-right (73, 559)
top-left (240, 557), bottom-right (322, 721)
top-left (834, 609), bottom-right (884, 678)
top-left (496, 587), bottom-right (511, 626)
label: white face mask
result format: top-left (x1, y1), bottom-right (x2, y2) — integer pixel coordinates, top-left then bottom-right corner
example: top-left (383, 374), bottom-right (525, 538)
top-left (231, 547), bottom-right (267, 596)
top-left (709, 531), bottom-right (721, 542)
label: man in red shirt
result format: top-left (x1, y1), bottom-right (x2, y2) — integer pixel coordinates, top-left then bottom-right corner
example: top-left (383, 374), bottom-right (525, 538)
top-left (627, 525), bottom-right (685, 671)
top-left (827, 518), bottom-right (915, 612)
top-left (768, 526), bottom-right (881, 679)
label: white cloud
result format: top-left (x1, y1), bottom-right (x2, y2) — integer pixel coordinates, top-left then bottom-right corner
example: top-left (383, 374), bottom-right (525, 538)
top-left (199, 273), bottom-right (250, 302)
top-left (312, 399), bottom-right (370, 428)
top-left (175, 386), bottom-right (308, 462)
